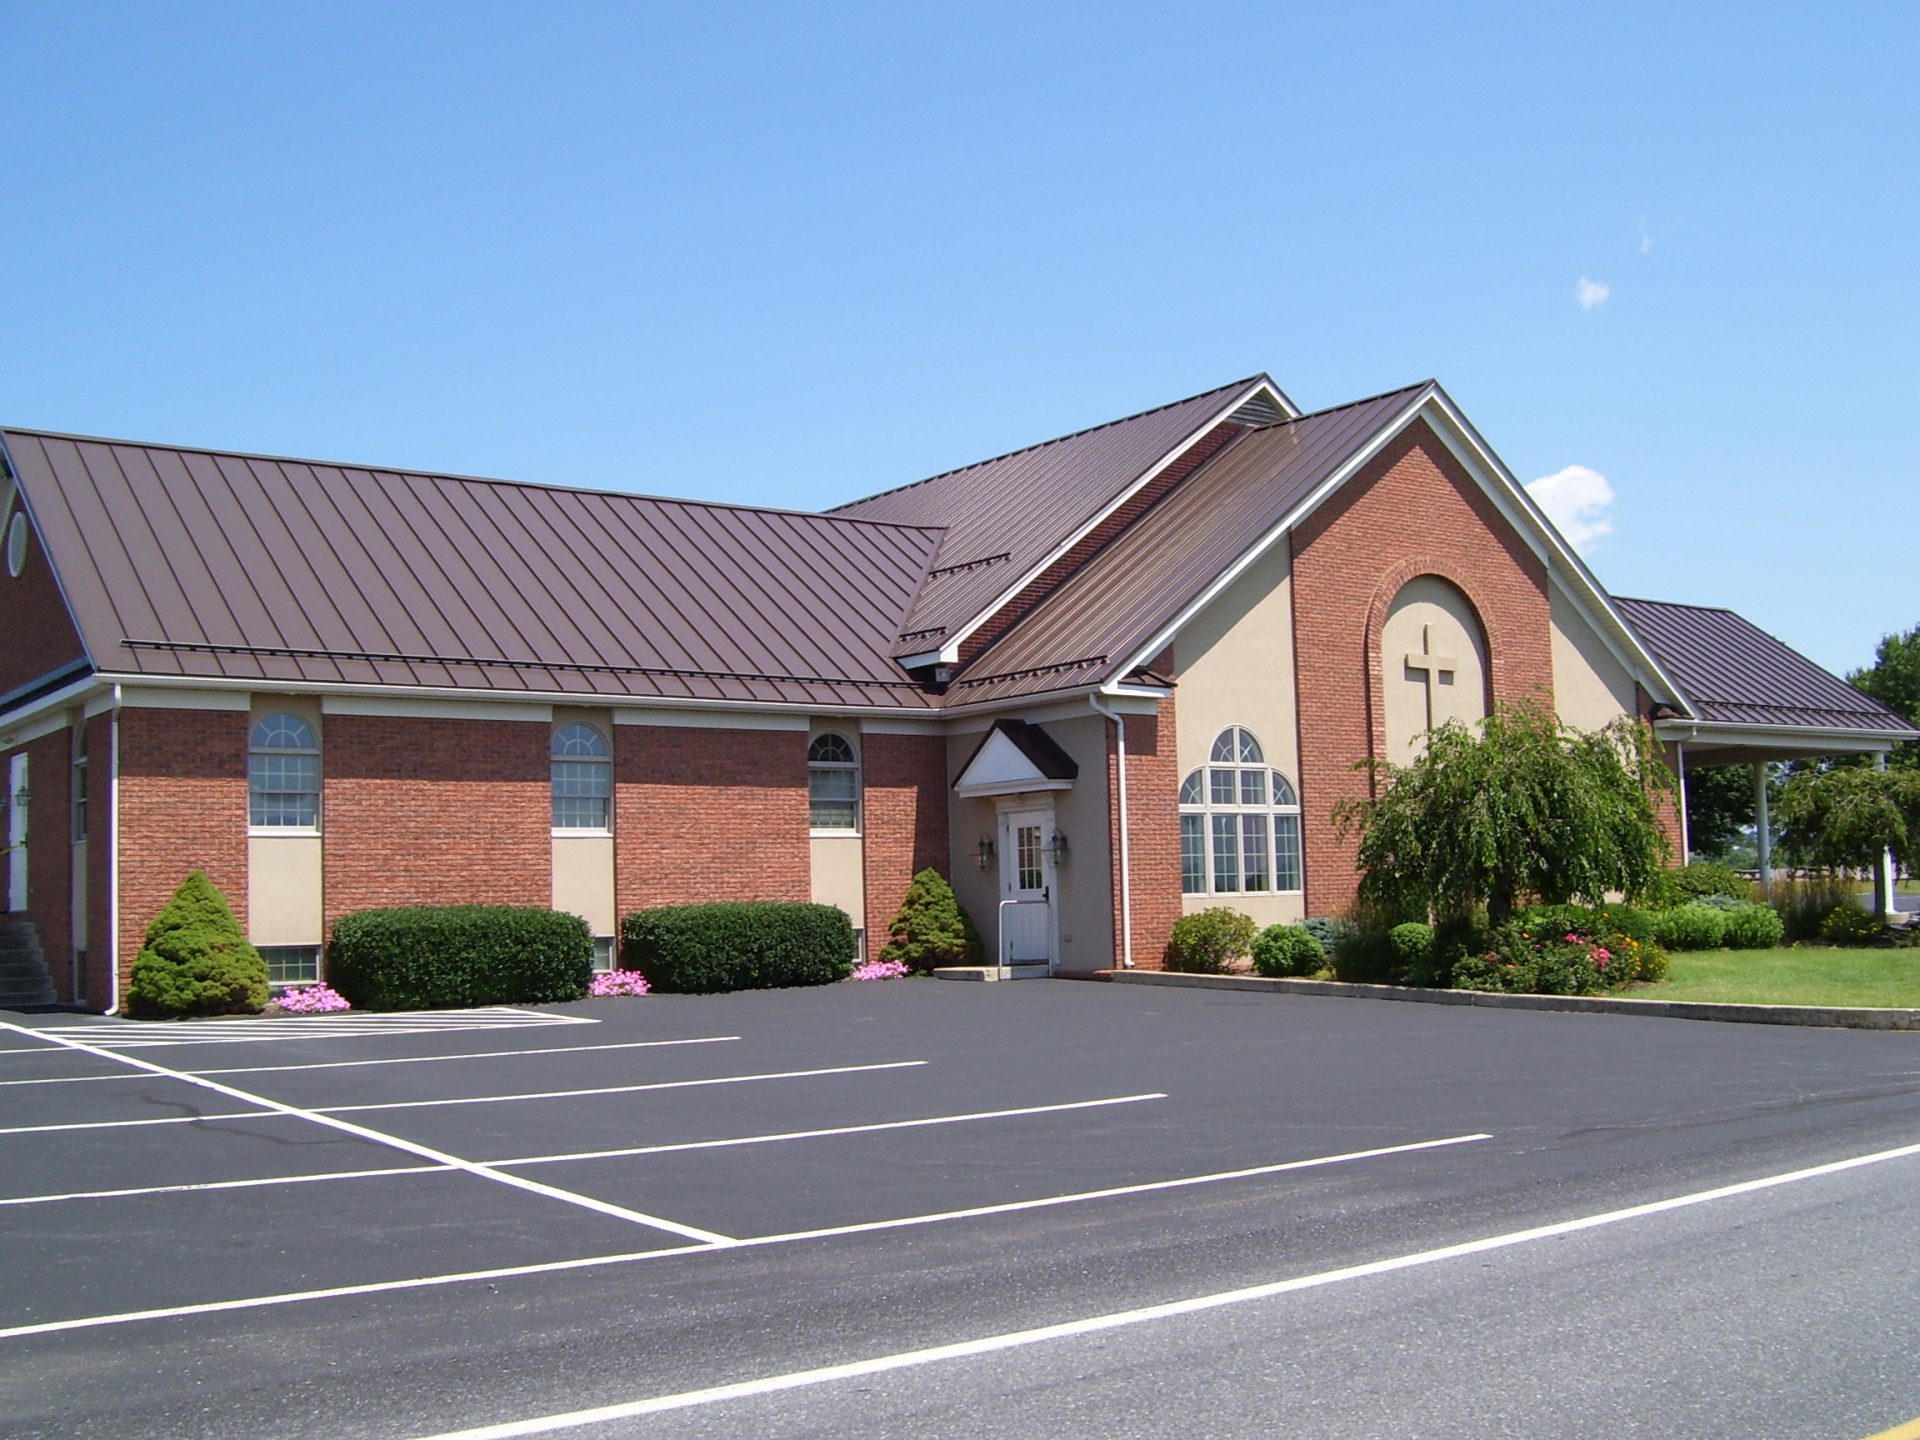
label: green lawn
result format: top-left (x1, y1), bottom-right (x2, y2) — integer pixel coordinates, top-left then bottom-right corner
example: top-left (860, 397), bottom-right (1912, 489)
top-left (1635, 947), bottom-right (1920, 1008)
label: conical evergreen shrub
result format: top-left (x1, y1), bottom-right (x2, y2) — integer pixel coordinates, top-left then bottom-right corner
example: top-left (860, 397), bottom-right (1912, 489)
top-left (127, 871), bottom-right (269, 1018)
top-left (878, 868), bottom-right (984, 972)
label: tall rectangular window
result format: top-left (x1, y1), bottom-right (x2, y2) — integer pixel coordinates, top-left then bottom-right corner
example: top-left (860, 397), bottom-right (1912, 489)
top-left (1180, 815), bottom-right (1206, 894)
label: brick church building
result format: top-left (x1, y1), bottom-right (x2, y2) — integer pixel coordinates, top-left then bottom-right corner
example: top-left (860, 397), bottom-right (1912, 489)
top-left (2, 374), bottom-right (1911, 1010)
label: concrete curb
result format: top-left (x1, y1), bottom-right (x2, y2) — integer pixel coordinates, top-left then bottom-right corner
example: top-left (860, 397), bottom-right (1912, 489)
top-left (1103, 969), bottom-right (1920, 1031)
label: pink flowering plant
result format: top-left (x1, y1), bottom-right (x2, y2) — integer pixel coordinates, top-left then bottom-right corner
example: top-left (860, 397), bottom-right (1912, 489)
top-left (851, 958), bottom-right (910, 982)
top-left (1451, 903), bottom-right (1665, 996)
top-left (275, 983), bottom-right (352, 1014)
top-left (589, 969), bottom-right (650, 998)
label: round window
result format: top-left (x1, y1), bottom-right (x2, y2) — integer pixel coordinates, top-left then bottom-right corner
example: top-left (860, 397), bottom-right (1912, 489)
top-left (5, 513), bottom-right (26, 579)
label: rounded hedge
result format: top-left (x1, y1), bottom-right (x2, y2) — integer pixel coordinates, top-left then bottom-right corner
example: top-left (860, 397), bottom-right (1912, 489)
top-left (1165, 908), bottom-right (1256, 974)
top-left (1652, 902), bottom-right (1729, 952)
top-left (330, 905), bottom-right (592, 1011)
top-left (1721, 902), bottom-right (1785, 950)
top-left (1250, 924), bottom-right (1325, 978)
top-left (623, 902), bottom-right (855, 993)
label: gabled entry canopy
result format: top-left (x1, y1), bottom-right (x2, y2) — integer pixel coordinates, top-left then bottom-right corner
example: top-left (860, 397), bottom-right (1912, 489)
top-left (953, 719), bottom-right (1080, 798)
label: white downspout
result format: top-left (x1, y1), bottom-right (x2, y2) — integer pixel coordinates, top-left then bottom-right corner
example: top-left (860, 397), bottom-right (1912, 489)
top-left (1674, 740), bottom-right (1690, 863)
top-left (1089, 694), bottom-right (1134, 968)
top-left (107, 688), bottom-right (121, 1015)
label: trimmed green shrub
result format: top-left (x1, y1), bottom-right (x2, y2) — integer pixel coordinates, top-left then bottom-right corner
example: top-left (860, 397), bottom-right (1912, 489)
top-left (623, 902), bottom-right (855, 994)
top-left (1820, 902), bottom-right (1886, 945)
top-left (1695, 892), bottom-right (1748, 911)
top-left (1327, 926), bottom-right (1398, 984)
top-left (330, 906), bottom-right (591, 1011)
top-left (1652, 902), bottom-right (1729, 952)
top-left (1387, 922), bottom-right (1440, 986)
top-left (1250, 924), bottom-right (1324, 978)
top-left (1721, 902), bottom-right (1786, 950)
top-left (877, 869), bottom-right (982, 972)
top-left (1646, 859), bottom-right (1751, 909)
top-left (127, 872), bottom-right (268, 1018)
top-left (1165, 908), bottom-right (1256, 974)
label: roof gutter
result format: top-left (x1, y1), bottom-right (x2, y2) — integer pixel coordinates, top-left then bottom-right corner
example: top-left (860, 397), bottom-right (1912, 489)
top-left (1089, 693), bottom-right (1134, 969)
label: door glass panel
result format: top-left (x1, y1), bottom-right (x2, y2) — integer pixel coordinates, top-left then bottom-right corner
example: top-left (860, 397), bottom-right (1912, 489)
top-left (1016, 824), bottom-right (1043, 891)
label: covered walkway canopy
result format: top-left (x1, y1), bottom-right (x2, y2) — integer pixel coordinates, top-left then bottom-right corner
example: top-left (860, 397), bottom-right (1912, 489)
top-left (1617, 597), bottom-right (1919, 918)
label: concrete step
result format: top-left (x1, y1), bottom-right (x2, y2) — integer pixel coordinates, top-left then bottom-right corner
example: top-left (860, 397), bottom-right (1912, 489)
top-left (0, 982), bottom-right (56, 1007)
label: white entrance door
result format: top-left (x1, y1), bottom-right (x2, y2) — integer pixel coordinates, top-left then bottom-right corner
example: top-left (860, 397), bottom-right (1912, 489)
top-left (7, 754), bottom-right (25, 912)
top-left (998, 804), bottom-right (1054, 973)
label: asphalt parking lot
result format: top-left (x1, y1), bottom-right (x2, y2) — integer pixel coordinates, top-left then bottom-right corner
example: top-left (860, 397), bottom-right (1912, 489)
top-left (3, 981), bottom-right (1919, 1439)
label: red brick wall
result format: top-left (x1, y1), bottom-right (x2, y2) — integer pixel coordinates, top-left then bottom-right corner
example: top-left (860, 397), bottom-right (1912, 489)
top-left (116, 707), bottom-right (249, 1002)
top-left (1290, 421), bottom-right (1554, 916)
top-left (0, 509), bottom-right (88, 697)
top-left (860, 731), bottom-right (950, 962)
top-left (1638, 686), bottom-right (1688, 863)
top-left (21, 730), bottom-right (72, 999)
top-left (959, 423), bottom-right (1244, 668)
top-left (1108, 698), bottom-right (1182, 969)
top-left (324, 714), bottom-right (550, 922)
top-left (85, 712), bottom-right (113, 1008)
top-left (614, 725), bottom-right (810, 916)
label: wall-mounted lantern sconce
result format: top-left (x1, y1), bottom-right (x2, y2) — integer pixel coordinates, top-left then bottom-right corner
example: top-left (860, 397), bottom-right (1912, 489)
top-left (1047, 830), bottom-right (1069, 863)
top-left (10, 783), bottom-right (27, 810)
top-left (976, 835), bottom-right (996, 871)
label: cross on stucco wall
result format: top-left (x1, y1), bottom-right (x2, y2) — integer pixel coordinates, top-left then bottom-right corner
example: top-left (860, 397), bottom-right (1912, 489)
top-left (1404, 623), bottom-right (1459, 731)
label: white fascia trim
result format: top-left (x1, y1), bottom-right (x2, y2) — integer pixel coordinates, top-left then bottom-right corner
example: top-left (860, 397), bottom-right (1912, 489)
top-left (0, 706), bottom-right (75, 748)
top-left (935, 379), bottom-right (1281, 665)
top-left (937, 684), bottom-right (1162, 724)
top-left (322, 694), bottom-right (553, 723)
top-left (1416, 389), bottom-right (1690, 711)
top-left (1655, 719), bottom-right (1917, 748)
top-left (0, 675), bottom-right (108, 741)
top-left (1113, 388), bottom-right (1436, 678)
top-left (116, 685), bottom-right (250, 712)
top-left (615, 710), bottom-right (809, 731)
top-left (955, 779), bottom-right (1075, 799)
top-left (91, 672), bottom-right (931, 724)
top-left (896, 650), bottom-right (943, 670)
top-left (863, 718), bottom-right (947, 735)
top-left (943, 692), bottom-right (1156, 734)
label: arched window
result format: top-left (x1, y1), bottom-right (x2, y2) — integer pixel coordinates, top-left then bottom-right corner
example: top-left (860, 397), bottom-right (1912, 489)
top-left (808, 732), bottom-right (859, 831)
top-left (249, 713), bottom-right (319, 828)
top-left (551, 723), bottom-right (612, 831)
top-left (1179, 726), bottom-right (1302, 895)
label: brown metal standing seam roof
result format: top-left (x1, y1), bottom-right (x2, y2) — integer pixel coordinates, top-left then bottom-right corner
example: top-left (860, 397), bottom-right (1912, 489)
top-left (4, 430), bottom-right (948, 709)
top-left (831, 377), bottom-right (1269, 655)
top-left (1613, 596), bottom-right (1918, 735)
top-left (949, 384), bottom-right (1434, 706)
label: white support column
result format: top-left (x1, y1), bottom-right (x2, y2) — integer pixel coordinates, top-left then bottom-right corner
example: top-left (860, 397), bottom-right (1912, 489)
top-left (1675, 741), bottom-right (1690, 864)
top-left (1753, 761), bottom-right (1771, 898)
top-left (1874, 751), bottom-right (1898, 922)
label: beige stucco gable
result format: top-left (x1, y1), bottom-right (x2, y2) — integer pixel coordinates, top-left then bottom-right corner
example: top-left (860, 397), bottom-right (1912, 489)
top-left (1550, 576), bottom-right (1638, 731)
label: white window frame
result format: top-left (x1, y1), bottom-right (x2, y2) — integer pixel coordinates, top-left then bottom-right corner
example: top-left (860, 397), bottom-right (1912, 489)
top-left (71, 723), bottom-right (87, 845)
top-left (807, 732), bottom-right (861, 835)
top-left (260, 944), bottom-right (322, 988)
top-left (1179, 726), bottom-right (1304, 897)
top-left (248, 712), bottom-right (321, 834)
top-left (551, 722), bottom-right (613, 835)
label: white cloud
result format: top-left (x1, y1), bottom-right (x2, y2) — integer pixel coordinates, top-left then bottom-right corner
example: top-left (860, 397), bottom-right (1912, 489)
top-left (1576, 276), bottom-right (1611, 310)
top-left (1637, 216), bottom-right (1655, 254)
top-left (1527, 464), bottom-right (1615, 553)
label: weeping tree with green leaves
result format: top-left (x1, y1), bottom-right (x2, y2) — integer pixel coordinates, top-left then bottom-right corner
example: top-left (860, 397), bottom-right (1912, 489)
top-left (1774, 765), bottom-right (1920, 873)
top-left (1334, 702), bottom-right (1676, 924)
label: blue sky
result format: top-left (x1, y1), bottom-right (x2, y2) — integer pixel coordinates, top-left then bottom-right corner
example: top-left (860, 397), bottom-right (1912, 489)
top-left (2, 1), bottom-right (1913, 674)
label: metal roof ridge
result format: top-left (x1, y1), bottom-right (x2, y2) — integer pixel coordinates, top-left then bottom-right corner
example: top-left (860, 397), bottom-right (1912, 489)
top-left (1611, 595), bottom-right (1743, 616)
top-left (823, 374), bottom-right (1271, 512)
top-left (0, 426), bottom-right (951, 536)
top-left (1270, 379), bottom-right (1436, 427)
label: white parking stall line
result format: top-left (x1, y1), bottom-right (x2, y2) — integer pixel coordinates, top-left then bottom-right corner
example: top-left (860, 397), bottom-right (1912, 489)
top-left (493, 1093), bottom-right (1168, 1168)
top-left (0, 1035), bottom-right (739, 1087)
top-left (0, 1163), bottom-right (453, 1207)
top-left (26, 1008), bottom-right (598, 1049)
top-left (191, 1035), bottom-right (740, 1077)
top-left (0, 1060), bottom-right (930, 1136)
top-left (310, 1061), bottom-right (928, 1116)
top-left (0, 1130), bottom-right (1491, 1341)
top-left (0, 1094), bottom-right (1165, 1208)
top-left (0, 1019), bottom-right (733, 1248)
top-left (406, 1136), bottom-right (1920, 1440)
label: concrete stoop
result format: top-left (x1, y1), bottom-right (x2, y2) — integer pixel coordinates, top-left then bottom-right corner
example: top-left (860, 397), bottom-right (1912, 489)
top-left (1104, 968), bottom-right (1920, 1031)
top-left (0, 918), bottom-right (57, 1009)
